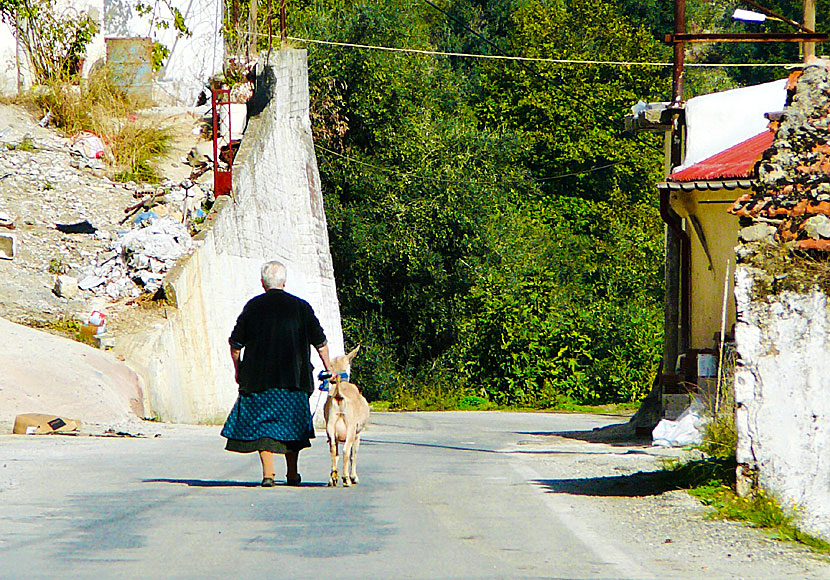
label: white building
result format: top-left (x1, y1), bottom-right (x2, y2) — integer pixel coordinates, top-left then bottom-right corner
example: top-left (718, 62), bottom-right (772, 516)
top-left (0, 0), bottom-right (223, 105)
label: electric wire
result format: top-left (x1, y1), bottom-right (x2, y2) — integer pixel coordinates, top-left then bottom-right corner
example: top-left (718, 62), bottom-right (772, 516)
top-left (316, 144), bottom-right (619, 185)
top-left (288, 36), bottom-right (800, 68)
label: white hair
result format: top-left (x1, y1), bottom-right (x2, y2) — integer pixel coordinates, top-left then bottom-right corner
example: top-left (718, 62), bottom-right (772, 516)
top-left (261, 261), bottom-right (287, 289)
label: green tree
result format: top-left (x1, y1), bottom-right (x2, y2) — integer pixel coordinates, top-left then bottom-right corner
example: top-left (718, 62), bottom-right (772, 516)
top-left (281, 0), bottom-right (668, 406)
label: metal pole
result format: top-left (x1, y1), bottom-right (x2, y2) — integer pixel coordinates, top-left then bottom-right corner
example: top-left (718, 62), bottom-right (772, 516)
top-left (664, 0), bottom-right (690, 370)
top-left (804, 0), bottom-right (816, 60)
top-left (663, 223), bottom-right (681, 374)
top-left (672, 0), bottom-right (685, 106)
top-left (280, 0), bottom-right (287, 47)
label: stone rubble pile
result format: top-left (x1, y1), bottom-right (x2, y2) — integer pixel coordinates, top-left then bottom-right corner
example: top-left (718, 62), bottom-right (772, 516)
top-left (0, 109), bottom-right (214, 317)
top-left (731, 60), bottom-right (830, 251)
top-left (79, 215), bottom-right (194, 298)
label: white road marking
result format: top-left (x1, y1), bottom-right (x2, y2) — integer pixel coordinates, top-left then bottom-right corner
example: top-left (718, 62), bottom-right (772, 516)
top-left (510, 460), bottom-right (651, 579)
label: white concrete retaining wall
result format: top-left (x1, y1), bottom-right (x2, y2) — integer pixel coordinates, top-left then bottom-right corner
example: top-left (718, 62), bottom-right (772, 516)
top-left (734, 265), bottom-right (830, 540)
top-left (121, 49), bottom-right (343, 423)
top-left (0, 0), bottom-right (222, 105)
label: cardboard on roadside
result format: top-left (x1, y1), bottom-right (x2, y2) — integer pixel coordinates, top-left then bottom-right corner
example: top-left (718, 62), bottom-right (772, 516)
top-left (13, 413), bottom-right (82, 435)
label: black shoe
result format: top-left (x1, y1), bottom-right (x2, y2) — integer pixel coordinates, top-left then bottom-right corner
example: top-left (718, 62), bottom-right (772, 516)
top-left (261, 477), bottom-right (275, 487)
top-left (286, 474), bottom-right (301, 486)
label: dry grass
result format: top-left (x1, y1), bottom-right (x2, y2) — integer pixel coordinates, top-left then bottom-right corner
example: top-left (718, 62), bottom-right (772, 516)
top-left (744, 241), bottom-right (830, 298)
top-left (20, 67), bottom-right (172, 183)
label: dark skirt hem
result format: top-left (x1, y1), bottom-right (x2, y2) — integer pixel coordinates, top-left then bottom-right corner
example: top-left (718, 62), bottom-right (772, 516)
top-left (225, 436), bottom-right (311, 454)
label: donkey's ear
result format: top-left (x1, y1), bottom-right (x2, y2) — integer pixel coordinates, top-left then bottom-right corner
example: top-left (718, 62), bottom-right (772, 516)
top-left (346, 345), bottom-right (360, 362)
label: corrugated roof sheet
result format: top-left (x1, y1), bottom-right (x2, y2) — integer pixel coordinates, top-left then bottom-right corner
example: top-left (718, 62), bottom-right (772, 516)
top-left (668, 130), bottom-right (775, 182)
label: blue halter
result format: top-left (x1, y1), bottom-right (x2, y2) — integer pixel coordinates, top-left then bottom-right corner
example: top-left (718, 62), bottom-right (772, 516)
top-left (319, 371), bottom-right (349, 392)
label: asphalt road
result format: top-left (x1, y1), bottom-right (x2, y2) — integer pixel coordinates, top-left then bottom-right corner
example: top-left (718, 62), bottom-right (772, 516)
top-left (1, 412), bottom-right (827, 580)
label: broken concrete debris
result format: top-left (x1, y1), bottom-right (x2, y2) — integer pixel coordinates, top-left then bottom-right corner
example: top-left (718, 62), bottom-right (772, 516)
top-left (76, 214), bottom-right (193, 298)
top-left (53, 275), bottom-right (79, 298)
top-left (0, 211), bottom-right (13, 228)
top-left (0, 232), bottom-right (14, 259)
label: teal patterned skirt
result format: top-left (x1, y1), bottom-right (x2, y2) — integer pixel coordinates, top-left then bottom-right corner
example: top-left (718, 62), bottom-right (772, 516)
top-left (221, 389), bottom-right (315, 454)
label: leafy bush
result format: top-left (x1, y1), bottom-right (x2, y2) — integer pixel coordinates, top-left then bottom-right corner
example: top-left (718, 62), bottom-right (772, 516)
top-left (0, 0), bottom-right (98, 83)
top-left (286, 0), bottom-right (666, 407)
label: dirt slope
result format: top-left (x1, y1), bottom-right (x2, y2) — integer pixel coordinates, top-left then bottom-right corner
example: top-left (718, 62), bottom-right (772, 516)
top-left (0, 102), bottom-right (206, 429)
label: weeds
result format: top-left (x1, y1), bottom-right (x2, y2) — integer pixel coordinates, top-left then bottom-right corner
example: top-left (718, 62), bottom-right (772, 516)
top-left (21, 66), bottom-right (172, 183)
top-left (662, 456), bottom-right (830, 553)
top-left (48, 257), bottom-right (68, 274)
top-left (7, 137), bottom-right (37, 152)
top-left (24, 314), bottom-right (95, 345)
top-left (696, 341), bottom-right (738, 459)
top-left (110, 123), bottom-right (171, 183)
top-left (28, 67), bottom-right (129, 135)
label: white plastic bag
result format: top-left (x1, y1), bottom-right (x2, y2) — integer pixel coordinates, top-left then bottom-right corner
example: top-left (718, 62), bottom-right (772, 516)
top-left (71, 132), bottom-right (104, 159)
top-left (652, 398), bottom-right (708, 447)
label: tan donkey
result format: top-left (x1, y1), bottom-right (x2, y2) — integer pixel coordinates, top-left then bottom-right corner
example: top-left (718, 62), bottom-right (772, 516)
top-left (324, 346), bottom-right (370, 487)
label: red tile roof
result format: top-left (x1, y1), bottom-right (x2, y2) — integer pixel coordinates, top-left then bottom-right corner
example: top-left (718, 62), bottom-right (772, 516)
top-left (668, 130), bottom-right (775, 182)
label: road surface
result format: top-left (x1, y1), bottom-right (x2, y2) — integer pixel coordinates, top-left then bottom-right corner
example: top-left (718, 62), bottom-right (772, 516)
top-left (1, 412), bottom-right (828, 579)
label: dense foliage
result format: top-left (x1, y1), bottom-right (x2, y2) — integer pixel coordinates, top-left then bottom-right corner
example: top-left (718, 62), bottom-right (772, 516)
top-left (280, 0), bottom-right (670, 408)
top-left (245, 0), bottom-right (809, 408)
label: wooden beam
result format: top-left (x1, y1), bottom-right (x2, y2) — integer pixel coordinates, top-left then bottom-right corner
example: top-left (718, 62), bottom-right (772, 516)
top-left (666, 32), bottom-right (827, 43)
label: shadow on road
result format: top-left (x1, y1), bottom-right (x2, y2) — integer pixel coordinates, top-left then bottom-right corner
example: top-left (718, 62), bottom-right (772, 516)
top-left (518, 424), bottom-right (651, 448)
top-left (143, 478), bottom-right (328, 488)
top-left (532, 470), bottom-right (678, 497)
top-left (362, 438), bottom-right (624, 455)
top-left (143, 478), bottom-right (262, 487)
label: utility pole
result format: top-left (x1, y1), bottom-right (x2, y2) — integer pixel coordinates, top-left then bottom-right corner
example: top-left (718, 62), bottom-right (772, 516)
top-left (248, 0), bottom-right (258, 61)
top-left (804, 0), bottom-right (816, 59)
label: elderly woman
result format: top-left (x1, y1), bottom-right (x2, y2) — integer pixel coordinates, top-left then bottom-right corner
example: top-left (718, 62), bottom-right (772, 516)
top-left (221, 261), bottom-right (332, 487)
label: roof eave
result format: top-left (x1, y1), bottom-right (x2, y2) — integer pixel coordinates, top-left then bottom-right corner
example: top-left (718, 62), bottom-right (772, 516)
top-left (657, 178), bottom-right (754, 192)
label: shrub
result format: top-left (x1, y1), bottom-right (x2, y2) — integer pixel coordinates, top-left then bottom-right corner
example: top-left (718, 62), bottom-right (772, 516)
top-left (0, 0), bottom-right (98, 83)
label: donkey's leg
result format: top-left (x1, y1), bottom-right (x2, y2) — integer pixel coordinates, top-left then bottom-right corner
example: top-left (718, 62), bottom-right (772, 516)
top-left (341, 424), bottom-right (357, 487)
top-left (349, 434), bottom-right (361, 485)
top-left (326, 416), bottom-right (339, 487)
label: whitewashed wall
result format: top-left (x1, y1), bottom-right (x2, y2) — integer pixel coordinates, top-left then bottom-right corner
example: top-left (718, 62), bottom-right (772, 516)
top-left (0, 0), bottom-right (222, 105)
top-left (734, 266), bottom-right (830, 540)
top-left (119, 50), bottom-right (344, 423)
top-left (0, 22), bottom-right (30, 95)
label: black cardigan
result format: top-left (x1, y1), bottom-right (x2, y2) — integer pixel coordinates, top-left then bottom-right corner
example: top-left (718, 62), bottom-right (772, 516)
top-left (229, 289), bottom-right (327, 394)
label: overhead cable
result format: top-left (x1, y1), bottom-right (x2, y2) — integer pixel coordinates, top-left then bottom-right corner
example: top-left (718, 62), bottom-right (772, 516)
top-left (316, 145), bottom-right (619, 185)
top-left (288, 36), bottom-right (798, 68)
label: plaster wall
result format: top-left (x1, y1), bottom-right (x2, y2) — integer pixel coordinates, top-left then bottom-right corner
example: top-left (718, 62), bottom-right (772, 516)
top-left (734, 265), bottom-right (830, 540)
top-left (0, 0), bottom-right (222, 105)
top-left (670, 188), bottom-right (741, 350)
top-left (119, 49), bottom-right (344, 423)
top-left (0, 23), bottom-right (18, 95)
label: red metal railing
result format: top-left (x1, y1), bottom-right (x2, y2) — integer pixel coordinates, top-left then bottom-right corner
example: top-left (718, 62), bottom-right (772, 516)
top-left (211, 88), bottom-right (233, 196)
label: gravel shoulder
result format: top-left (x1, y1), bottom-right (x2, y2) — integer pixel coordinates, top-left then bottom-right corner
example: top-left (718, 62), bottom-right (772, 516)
top-left (511, 424), bottom-right (830, 579)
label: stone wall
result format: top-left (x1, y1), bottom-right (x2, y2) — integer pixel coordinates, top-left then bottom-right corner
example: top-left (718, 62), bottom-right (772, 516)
top-left (734, 265), bottom-right (830, 540)
top-left (120, 49), bottom-right (344, 423)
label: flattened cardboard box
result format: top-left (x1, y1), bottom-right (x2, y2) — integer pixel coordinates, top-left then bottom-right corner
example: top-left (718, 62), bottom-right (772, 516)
top-left (13, 413), bottom-right (82, 435)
